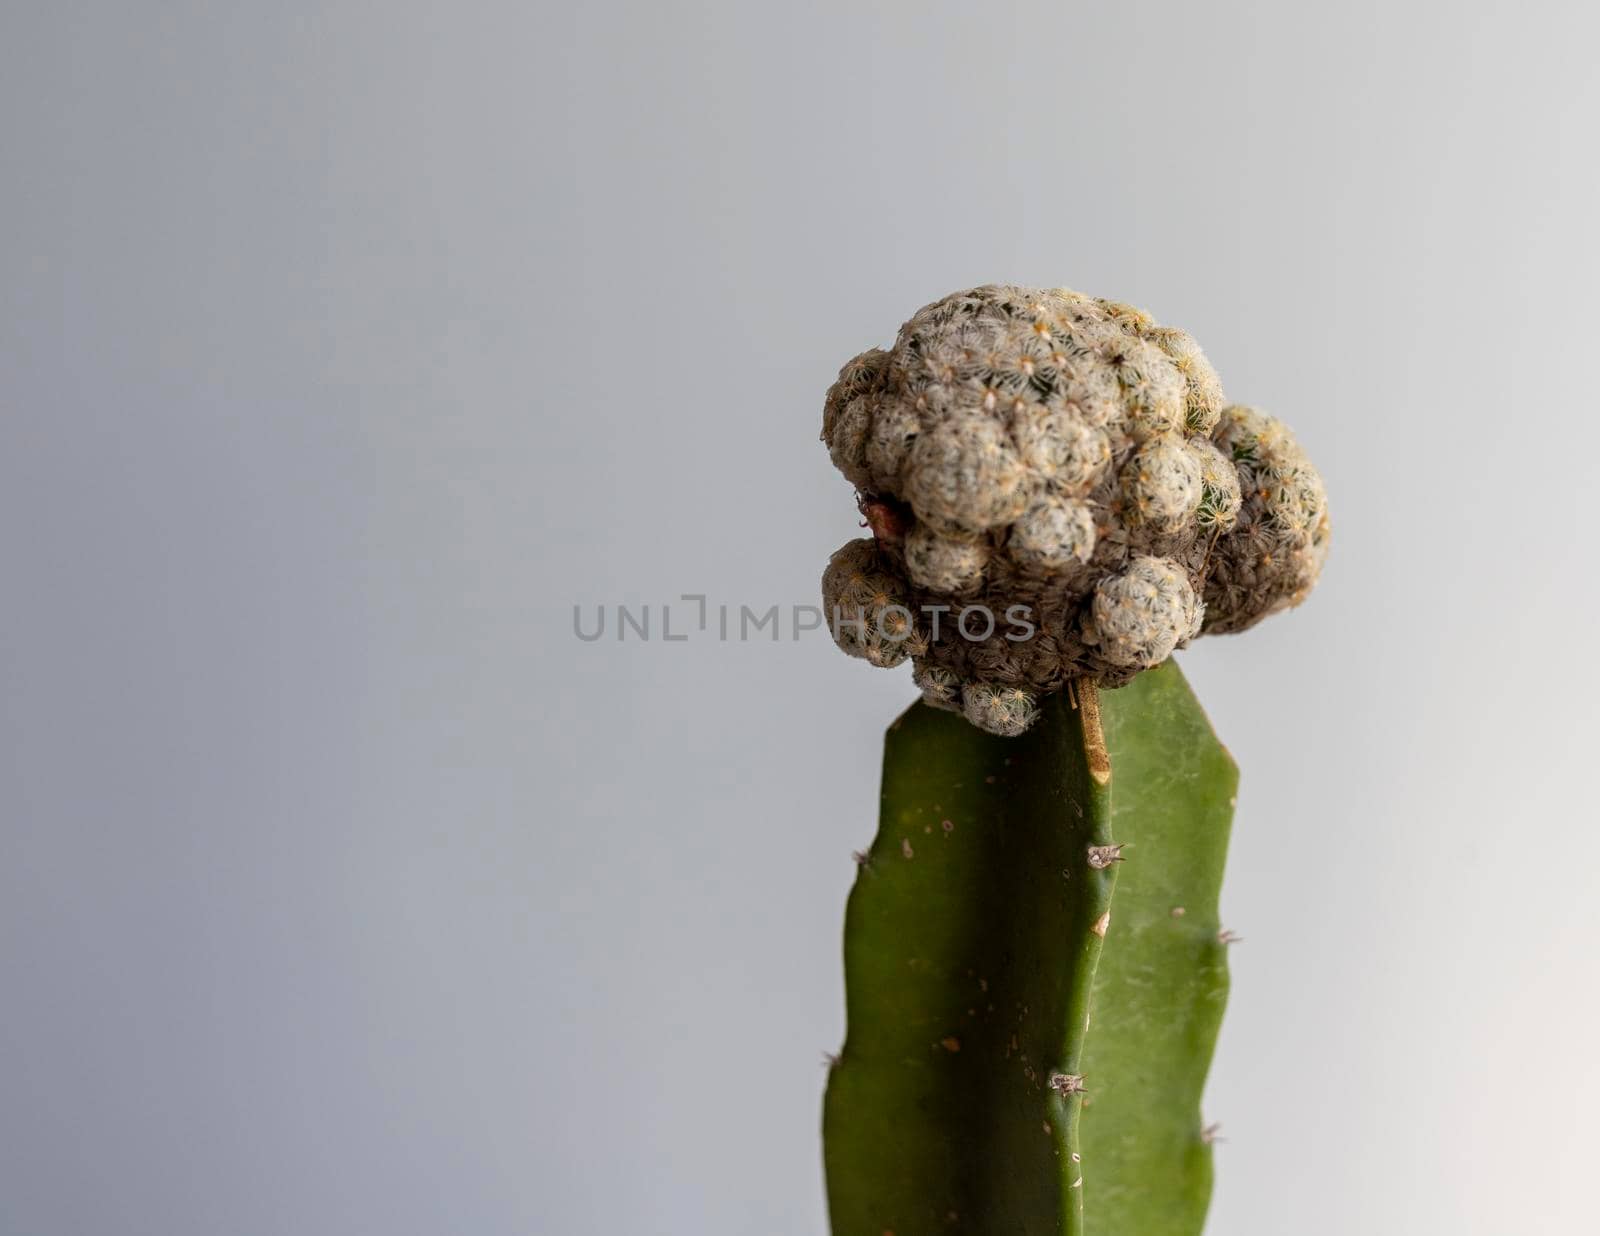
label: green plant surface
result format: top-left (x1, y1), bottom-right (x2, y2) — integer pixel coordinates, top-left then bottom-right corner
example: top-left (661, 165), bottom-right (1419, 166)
top-left (823, 660), bottom-right (1237, 1235)
top-left (1078, 661), bottom-right (1238, 1234)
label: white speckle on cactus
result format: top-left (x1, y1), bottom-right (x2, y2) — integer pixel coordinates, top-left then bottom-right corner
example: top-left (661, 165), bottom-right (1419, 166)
top-left (912, 660), bottom-right (964, 712)
top-left (1145, 326), bottom-right (1226, 434)
top-left (903, 523), bottom-right (989, 594)
top-left (1190, 437), bottom-right (1244, 532)
top-left (1206, 404), bottom-right (1329, 633)
top-left (1008, 497), bottom-right (1097, 574)
top-left (961, 682), bottom-right (1039, 737)
top-left (864, 397), bottom-right (921, 491)
top-left (1086, 556), bottom-right (1202, 669)
top-left (821, 538), bottom-right (917, 668)
top-left (1120, 435), bottom-right (1203, 533)
top-left (904, 419), bottom-right (1028, 536)
top-left (1102, 333), bottom-right (1186, 439)
top-left (1010, 403), bottom-right (1112, 493)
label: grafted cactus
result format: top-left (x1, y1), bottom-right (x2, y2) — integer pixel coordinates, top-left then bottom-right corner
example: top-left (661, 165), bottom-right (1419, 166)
top-left (818, 286), bottom-right (1326, 1234)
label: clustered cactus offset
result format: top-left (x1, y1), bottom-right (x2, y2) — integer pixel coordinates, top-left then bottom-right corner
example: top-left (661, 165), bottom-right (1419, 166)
top-left (820, 284), bottom-right (1329, 735)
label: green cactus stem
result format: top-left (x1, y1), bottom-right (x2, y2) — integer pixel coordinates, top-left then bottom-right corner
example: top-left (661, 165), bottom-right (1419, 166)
top-left (822, 659), bottom-right (1237, 1235)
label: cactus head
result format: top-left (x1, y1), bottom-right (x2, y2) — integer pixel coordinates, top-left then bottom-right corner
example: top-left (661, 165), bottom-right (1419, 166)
top-left (819, 284), bottom-right (1328, 734)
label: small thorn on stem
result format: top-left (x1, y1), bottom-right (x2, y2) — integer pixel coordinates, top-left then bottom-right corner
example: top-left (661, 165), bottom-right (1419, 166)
top-left (1217, 928), bottom-right (1243, 945)
top-left (1049, 1072), bottom-right (1088, 1097)
top-left (1201, 1121), bottom-right (1225, 1145)
top-left (852, 849), bottom-right (874, 872)
top-left (823, 1051), bottom-right (841, 1068)
top-left (1087, 843), bottom-right (1125, 870)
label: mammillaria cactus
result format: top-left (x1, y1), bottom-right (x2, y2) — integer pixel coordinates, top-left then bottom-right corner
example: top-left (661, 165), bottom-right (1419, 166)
top-left (818, 286), bottom-right (1326, 1234)
top-left (820, 284), bottom-right (1329, 735)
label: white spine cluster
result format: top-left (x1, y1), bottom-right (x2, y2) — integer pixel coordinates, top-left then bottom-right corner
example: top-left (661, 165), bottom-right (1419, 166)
top-left (820, 539), bottom-right (918, 669)
top-left (1083, 556), bottom-right (1202, 669)
top-left (1008, 497), bottom-right (1097, 573)
top-left (819, 285), bottom-right (1328, 735)
top-left (1204, 405), bottom-right (1331, 632)
top-left (960, 683), bottom-right (1039, 738)
top-left (903, 523), bottom-right (989, 594)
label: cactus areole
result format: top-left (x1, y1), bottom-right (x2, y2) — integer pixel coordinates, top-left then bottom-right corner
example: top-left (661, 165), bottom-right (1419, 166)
top-left (819, 286), bottom-right (1326, 1234)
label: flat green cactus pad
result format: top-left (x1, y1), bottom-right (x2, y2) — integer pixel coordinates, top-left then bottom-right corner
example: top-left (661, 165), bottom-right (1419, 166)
top-left (823, 660), bottom-right (1237, 1235)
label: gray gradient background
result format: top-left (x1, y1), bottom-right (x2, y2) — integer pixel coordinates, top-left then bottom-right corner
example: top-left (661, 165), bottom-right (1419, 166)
top-left (3, 3), bottom-right (1596, 1233)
